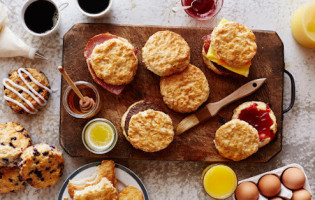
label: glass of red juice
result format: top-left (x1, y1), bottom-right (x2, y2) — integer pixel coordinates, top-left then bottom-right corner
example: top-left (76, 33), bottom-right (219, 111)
top-left (181, 0), bottom-right (224, 20)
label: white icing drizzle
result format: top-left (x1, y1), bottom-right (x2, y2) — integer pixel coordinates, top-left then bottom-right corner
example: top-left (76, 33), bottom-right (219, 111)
top-left (3, 68), bottom-right (51, 114)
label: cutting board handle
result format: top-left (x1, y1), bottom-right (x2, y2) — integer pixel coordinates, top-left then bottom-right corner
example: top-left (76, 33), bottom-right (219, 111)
top-left (283, 69), bottom-right (295, 113)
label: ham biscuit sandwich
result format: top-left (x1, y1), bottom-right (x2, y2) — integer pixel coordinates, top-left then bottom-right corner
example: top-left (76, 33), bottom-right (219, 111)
top-left (202, 19), bottom-right (257, 77)
top-left (84, 33), bottom-right (138, 95)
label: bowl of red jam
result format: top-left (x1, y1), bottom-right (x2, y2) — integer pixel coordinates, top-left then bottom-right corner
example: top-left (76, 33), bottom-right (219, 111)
top-left (181, 0), bottom-right (224, 20)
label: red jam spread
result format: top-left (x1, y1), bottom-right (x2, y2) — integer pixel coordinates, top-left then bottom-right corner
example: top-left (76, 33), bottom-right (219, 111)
top-left (183, 0), bottom-right (216, 19)
top-left (238, 103), bottom-right (275, 141)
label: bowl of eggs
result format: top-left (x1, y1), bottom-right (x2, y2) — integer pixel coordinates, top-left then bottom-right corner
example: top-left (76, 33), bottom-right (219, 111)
top-left (233, 163), bottom-right (312, 200)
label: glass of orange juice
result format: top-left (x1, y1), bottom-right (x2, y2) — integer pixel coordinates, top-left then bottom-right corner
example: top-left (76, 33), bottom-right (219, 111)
top-left (202, 164), bottom-right (237, 199)
top-left (291, 1), bottom-right (315, 48)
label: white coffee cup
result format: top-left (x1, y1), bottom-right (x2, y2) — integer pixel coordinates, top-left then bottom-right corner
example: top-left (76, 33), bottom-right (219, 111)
top-left (75, 0), bottom-right (112, 18)
top-left (20, 0), bottom-right (68, 37)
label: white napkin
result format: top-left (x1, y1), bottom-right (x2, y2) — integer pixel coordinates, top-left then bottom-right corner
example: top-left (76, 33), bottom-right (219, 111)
top-left (0, 3), bottom-right (37, 59)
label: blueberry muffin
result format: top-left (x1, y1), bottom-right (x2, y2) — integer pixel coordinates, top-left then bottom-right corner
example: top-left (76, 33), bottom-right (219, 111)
top-left (0, 122), bottom-right (32, 167)
top-left (19, 143), bottom-right (64, 188)
top-left (0, 167), bottom-right (25, 193)
top-left (3, 68), bottom-right (51, 114)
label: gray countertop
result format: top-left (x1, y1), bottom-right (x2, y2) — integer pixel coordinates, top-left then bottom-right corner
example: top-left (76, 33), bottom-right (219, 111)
top-left (0, 0), bottom-right (314, 199)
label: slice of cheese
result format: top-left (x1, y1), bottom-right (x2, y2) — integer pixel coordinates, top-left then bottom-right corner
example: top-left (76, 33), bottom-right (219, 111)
top-left (206, 18), bottom-right (251, 77)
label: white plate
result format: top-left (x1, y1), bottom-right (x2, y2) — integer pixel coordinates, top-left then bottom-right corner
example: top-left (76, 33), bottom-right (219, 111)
top-left (58, 162), bottom-right (149, 200)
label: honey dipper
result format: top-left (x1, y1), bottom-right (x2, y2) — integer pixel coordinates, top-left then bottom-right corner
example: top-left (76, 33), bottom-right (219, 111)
top-left (58, 66), bottom-right (95, 113)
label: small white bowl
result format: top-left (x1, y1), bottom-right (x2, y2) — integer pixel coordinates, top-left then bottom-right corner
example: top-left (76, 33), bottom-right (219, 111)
top-left (20, 0), bottom-right (68, 37)
top-left (75, 0), bottom-right (112, 18)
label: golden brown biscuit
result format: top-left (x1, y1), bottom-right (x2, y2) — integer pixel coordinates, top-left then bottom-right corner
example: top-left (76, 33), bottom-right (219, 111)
top-left (90, 38), bottom-right (138, 85)
top-left (0, 167), bottom-right (25, 193)
top-left (73, 177), bottom-right (118, 200)
top-left (142, 31), bottom-right (190, 76)
top-left (211, 22), bottom-right (257, 67)
top-left (19, 143), bottom-right (64, 188)
top-left (68, 160), bottom-right (117, 199)
top-left (160, 64), bottom-right (209, 113)
top-left (215, 119), bottom-right (259, 161)
top-left (119, 186), bottom-right (144, 200)
top-left (128, 109), bottom-right (174, 152)
top-left (232, 101), bottom-right (277, 147)
top-left (3, 68), bottom-right (51, 114)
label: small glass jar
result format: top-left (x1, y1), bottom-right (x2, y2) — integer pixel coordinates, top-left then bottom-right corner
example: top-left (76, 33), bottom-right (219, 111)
top-left (181, 0), bottom-right (224, 21)
top-left (82, 118), bottom-right (118, 154)
top-left (201, 164), bottom-right (238, 199)
top-left (63, 81), bottom-right (101, 119)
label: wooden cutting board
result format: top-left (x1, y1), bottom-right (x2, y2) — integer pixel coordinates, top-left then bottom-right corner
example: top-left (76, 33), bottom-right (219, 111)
top-left (60, 24), bottom-right (284, 162)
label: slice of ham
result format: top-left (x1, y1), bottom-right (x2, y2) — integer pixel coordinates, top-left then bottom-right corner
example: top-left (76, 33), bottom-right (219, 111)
top-left (84, 33), bottom-right (137, 95)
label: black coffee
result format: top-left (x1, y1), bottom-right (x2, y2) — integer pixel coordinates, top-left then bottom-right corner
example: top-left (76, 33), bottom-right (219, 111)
top-left (24, 0), bottom-right (58, 33)
top-left (78, 0), bottom-right (109, 14)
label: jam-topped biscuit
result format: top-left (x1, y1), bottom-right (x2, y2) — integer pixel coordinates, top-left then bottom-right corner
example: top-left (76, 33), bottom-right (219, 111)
top-left (215, 119), bottom-right (259, 161)
top-left (119, 186), bottom-right (144, 200)
top-left (160, 64), bottom-right (210, 113)
top-left (3, 68), bottom-right (51, 114)
top-left (0, 167), bottom-right (25, 193)
top-left (0, 122), bottom-right (32, 167)
top-left (19, 143), bottom-right (64, 188)
top-left (232, 101), bottom-right (277, 147)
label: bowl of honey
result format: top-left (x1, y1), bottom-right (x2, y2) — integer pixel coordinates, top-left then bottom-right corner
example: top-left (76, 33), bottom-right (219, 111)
top-left (62, 81), bottom-right (101, 118)
top-left (181, 0), bottom-right (224, 20)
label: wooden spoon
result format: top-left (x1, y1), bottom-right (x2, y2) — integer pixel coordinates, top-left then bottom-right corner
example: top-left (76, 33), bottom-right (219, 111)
top-left (58, 66), bottom-right (95, 113)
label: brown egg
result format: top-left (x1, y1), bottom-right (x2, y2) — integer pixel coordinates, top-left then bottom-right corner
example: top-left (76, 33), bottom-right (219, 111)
top-left (258, 174), bottom-right (281, 197)
top-left (281, 167), bottom-right (305, 190)
top-left (235, 181), bottom-right (259, 200)
top-left (291, 189), bottom-right (312, 200)
top-left (269, 197), bottom-right (283, 200)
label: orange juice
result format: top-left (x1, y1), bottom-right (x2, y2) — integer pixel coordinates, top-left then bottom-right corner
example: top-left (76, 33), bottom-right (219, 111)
top-left (291, 2), bottom-right (315, 48)
top-left (202, 164), bottom-right (237, 199)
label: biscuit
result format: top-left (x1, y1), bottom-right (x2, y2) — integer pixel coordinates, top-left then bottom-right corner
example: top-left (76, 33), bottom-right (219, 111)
top-left (19, 143), bottom-right (64, 188)
top-left (73, 177), bottom-right (118, 200)
top-left (0, 122), bottom-right (32, 167)
top-left (68, 160), bottom-right (117, 199)
top-left (119, 186), bottom-right (144, 200)
top-left (215, 119), bottom-right (259, 161)
top-left (232, 101), bottom-right (277, 147)
top-left (142, 31), bottom-right (190, 76)
top-left (121, 100), bottom-right (160, 142)
top-left (0, 167), bottom-right (25, 193)
top-left (3, 68), bottom-right (51, 114)
top-left (211, 22), bottom-right (257, 67)
top-left (160, 64), bottom-right (210, 113)
top-left (90, 38), bottom-right (138, 85)
top-left (128, 109), bottom-right (174, 152)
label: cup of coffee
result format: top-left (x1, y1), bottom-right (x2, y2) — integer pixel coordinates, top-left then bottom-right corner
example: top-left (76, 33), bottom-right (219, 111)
top-left (21, 0), bottom-right (68, 37)
top-left (76, 0), bottom-right (112, 18)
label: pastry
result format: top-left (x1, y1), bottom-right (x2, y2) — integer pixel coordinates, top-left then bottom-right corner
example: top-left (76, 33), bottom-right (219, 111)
top-left (214, 119), bottom-right (259, 161)
top-left (68, 160), bottom-right (117, 199)
top-left (0, 167), bottom-right (25, 193)
top-left (232, 101), bottom-right (277, 147)
top-left (142, 30), bottom-right (190, 76)
top-left (0, 122), bottom-right (32, 167)
top-left (202, 18), bottom-right (257, 77)
top-left (84, 33), bottom-right (138, 95)
top-left (73, 177), bottom-right (118, 200)
top-left (19, 143), bottom-right (64, 188)
top-left (3, 68), bottom-right (51, 114)
top-left (119, 186), bottom-right (144, 200)
top-left (121, 101), bottom-right (174, 152)
top-left (160, 64), bottom-right (209, 113)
